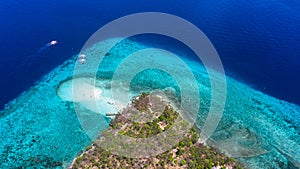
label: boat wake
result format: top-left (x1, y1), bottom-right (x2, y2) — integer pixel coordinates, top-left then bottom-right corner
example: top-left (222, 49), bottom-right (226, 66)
top-left (10, 40), bottom-right (58, 76)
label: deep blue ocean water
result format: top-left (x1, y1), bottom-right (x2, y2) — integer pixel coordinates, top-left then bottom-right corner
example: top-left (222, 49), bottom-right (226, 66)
top-left (1, 0), bottom-right (300, 109)
top-left (0, 1), bottom-right (299, 107)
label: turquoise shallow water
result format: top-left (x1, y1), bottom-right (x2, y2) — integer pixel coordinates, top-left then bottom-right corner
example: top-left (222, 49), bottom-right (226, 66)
top-left (0, 38), bottom-right (299, 168)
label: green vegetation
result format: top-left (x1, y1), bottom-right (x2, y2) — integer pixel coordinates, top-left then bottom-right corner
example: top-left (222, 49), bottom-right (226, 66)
top-left (71, 93), bottom-right (243, 169)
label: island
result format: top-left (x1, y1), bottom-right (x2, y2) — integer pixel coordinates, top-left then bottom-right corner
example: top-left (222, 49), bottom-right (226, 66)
top-left (69, 93), bottom-right (243, 169)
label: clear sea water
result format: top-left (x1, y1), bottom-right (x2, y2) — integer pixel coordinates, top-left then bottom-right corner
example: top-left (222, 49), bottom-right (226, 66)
top-left (1, 0), bottom-right (300, 109)
top-left (0, 0), bottom-right (300, 168)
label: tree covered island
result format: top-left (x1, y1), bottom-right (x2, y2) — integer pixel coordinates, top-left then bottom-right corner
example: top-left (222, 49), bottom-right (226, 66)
top-left (70, 93), bottom-right (243, 169)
